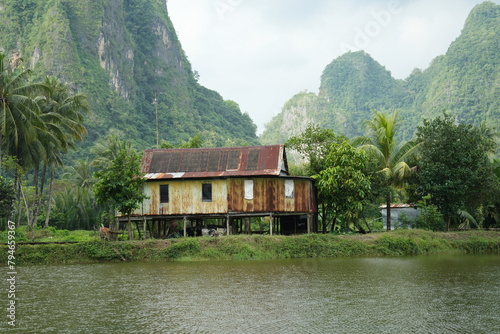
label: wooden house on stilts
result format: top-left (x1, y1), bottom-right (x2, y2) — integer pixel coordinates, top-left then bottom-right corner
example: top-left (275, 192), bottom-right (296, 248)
top-left (117, 145), bottom-right (318, 238)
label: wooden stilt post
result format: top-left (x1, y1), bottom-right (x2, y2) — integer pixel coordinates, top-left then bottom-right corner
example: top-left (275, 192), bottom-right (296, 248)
top-left (143, 216), bottom-right (147, 239)
top-left (226, 214), bottom-right (230, 236)
top-left (183, 216), bottom-right (187, 237)
top-left (245, 217), bottom-right (251, 234)
top-left (307, 213), bottom-right (312, 234)
top-left (270, 213), bottom-right (273, 236)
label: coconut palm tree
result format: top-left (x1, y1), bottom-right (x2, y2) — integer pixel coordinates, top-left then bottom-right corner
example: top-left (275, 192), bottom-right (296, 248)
top-left (37, 76), bottom-right (88, 228)
top-left (91, 133), bottom-right (132, 170)
top-left (0, 52), bottom-right (47, 163)
top-left (1, 53), bottom-right (88, 228)
top-left (354, 111), bottom-right (420, 230)
top-left (62, 160), bottom-right (95, 189)
top-left (0, 51), bottom-right (47, 227)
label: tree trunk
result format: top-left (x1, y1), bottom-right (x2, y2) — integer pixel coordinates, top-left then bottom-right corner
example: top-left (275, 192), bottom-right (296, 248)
top-left (363, 216), bottom-right (372, 233)
top-left (330, 217), bottom-right (337, 233)
top-left (29, 165), bottom-right (42, 229)
top-left (322, 204), bottom-right (327, 234)
top-left (44, 167), bottom-right (55, 228)
top-left (386, 193), bottom-right (391, 231)
top-left (127, 215), bottom-right (133, 240)
top-left (14, 172), bottom-right (22, 228)
top-left (21, 183), bottom-right (31, 229)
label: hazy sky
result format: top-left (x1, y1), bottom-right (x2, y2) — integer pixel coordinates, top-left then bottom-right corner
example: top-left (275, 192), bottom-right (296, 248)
top-left (168, 0), bottom-right (496, 134)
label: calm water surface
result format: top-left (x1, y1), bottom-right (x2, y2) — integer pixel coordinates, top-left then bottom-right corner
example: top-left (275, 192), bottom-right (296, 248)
top-left (2, 255), bottom-right (500, 333)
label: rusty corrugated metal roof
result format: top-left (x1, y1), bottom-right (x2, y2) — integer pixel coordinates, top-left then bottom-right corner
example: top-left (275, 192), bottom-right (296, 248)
top-left (141, 145), bottom-right (288, 180)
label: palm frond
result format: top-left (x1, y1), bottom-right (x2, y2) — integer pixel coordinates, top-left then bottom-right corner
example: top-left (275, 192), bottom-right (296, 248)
top-left (389, 139), bottom-right (422, 166)
top-left (458, 209), bottom-right (478, 229)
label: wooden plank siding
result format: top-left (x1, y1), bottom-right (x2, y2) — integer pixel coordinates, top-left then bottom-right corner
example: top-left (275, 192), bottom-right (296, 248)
top-left (137, 179), bottom-right (228, 216)
top-left (134, 177), bottom-right (316, 217)
top-left (294, 180), bottom-right (316, 213)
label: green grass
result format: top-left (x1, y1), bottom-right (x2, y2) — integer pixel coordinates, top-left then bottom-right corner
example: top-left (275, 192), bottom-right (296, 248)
top-left (0, 226), bottom-right (97, 243)
top-left (1, 229), bottom-right (499, 265)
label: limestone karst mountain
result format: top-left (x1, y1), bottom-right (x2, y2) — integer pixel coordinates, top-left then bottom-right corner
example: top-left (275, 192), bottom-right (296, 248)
top-left (261, 1), bottom-right (500, 145)
top-left (0, 0), bottom-right (258, 151)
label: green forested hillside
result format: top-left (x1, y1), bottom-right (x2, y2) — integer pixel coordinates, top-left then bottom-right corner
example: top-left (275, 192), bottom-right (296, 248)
top-left (408, 1), bottom-right (500, 126)
top-left (261, 1), bottom-right (500, 144)
top-left (318, 51), bottom-right (407, 138)
top-left (0, 0), bottom-right (258, 152)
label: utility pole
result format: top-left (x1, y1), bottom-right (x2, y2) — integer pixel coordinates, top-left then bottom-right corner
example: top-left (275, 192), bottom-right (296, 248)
top-left (153, 94), bottom-right (159, 148)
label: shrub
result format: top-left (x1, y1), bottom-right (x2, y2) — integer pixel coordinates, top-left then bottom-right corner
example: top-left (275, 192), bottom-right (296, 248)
top-left (160, 238), bottom-right (201, 260)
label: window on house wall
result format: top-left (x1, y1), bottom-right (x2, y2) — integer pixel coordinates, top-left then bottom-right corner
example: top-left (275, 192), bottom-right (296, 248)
top-left (160, 184), bottom-right (169, 203)
top-left (244, 180), bottom-right (254, 200)
top-left (285, 179), bottom-right (294, 199)
top-left (202, 183), bottom-right (212, 202)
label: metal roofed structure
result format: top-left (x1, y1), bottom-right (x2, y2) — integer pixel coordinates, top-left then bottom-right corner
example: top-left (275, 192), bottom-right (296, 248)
top-left (140, 145), bottom-right (289, 180)
top-left (118, 145), bottom-right (318, 238)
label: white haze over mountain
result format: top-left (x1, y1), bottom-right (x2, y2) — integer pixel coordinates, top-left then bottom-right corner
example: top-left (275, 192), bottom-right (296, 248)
top-left (168, 0), bottom-right (496, 134)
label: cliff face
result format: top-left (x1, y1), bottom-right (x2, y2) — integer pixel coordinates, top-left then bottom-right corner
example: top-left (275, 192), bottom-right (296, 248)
top-left (410, 1), bottom-right (500, 124)
top-left (0, 0), bottom-right (258, 149)
top-left (261, 1), bottom-right (500, 144)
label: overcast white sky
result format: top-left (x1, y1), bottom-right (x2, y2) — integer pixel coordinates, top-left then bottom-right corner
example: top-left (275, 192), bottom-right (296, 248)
top-left (168, 0), bottom-right (496, 134)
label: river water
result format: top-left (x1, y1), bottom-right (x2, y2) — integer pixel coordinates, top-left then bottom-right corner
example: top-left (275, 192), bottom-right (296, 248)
top-left (3, 255), bottom-right (500, 333)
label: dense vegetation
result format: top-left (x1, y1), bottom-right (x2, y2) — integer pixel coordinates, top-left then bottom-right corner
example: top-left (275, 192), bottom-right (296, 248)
top-left (0, 0), bottom-right (258, 232)
top-left (261, 1), bottom-right (500, 145)
top-left (1, 229), bottom-right (499, 265)
top-left (285, 110), bottom-right (499, 233)
top-left (261, 2), bottom-right (500, 232)
top-left (1, 1), bottom-right (499, 239)
top-left (0, 0), bottom-right (258, 152)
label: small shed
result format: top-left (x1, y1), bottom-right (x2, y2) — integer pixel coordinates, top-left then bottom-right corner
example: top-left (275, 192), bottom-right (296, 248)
top-left (380, 204), bottom-right (421, 230)
top-left (118, 145), bottom-right (317, 237)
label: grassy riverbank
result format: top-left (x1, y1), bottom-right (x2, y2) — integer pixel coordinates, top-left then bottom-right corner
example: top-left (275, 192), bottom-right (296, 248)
top-left (2, 230), bottom-right (500, 265)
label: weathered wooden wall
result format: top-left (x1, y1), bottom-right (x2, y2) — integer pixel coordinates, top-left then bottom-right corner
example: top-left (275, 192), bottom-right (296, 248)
top-left (139, 179), bottom-right (228, 215)
top-left (227, 178), bottom-right (315, 213)
top-left (132, 177), bottom-right (315, 217)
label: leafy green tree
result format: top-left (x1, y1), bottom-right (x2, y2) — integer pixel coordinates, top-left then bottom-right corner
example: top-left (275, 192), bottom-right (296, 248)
top-left (180, 133), bottom-right (204, 148)
top-left (286, 124), bottom-right (340, 232)
top-left (0, 52), bottom-right (47, 227)
top-left (94, 143), bottom-right (146, 239)
top-left (0, 52), bottom-right (45, 164)
top-left (48, 159), bottom-right (105, 230)
top-left (0, 54), bottom-right (87, 229)
top-left (62, 160), bottom-right (95, 189)
top-left (160, 133), bottom-right (205, 149)
top-left (0, 176), bottom-right (15, 229)
top-left (36, 76), bottom-right (88, 228)
top-left (286, 124), bottom-right (370, 232)
top-left (50, 186), bottom-right (105, 230)
top-left (414, 113), bottom-right (497, 229)
top-left (490, 158), bottom-right (500, 227)
top-left (354, 111), bottom-right (420, 230)
top-left (91, 133), bottom-right (132, 170)
top-left (315, 140), bottom-right (371, 232)
top-left (285, 124), bottom-right (339, 177)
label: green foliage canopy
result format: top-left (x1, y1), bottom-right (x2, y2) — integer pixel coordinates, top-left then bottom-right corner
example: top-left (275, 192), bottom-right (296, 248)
top-left (285, 124), bottom-right (339, 176)
top-left (286, 124), bottom-right (371, 231)
top-left (0, 176), bottom-right (15, 226)
top-left (315, 140), bottom-right (371, 230)
top-left (93, 145), bottom-right (146, 216)
top-left (414, 113), bottom-right (497, 228)
top-left (354, 111), bottom-right (420, 230)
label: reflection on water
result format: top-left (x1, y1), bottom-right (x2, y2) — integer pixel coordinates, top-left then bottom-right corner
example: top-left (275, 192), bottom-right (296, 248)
top-left (2, 255), bottom-right (500, 333)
